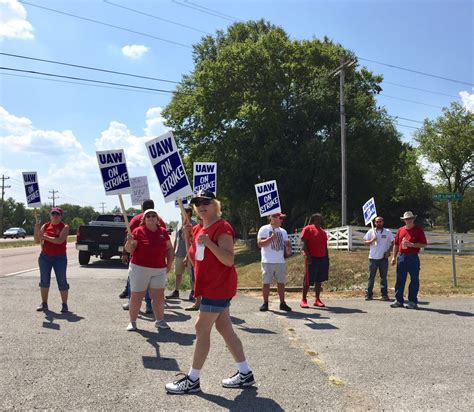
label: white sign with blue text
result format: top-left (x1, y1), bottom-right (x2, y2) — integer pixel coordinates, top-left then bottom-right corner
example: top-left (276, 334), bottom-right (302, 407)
top-left (255, 180), bottom-right (281, 217)
top-left (130, 176), bottom-right (150, 206)
top-left (145, 131), bottom-right (192, 203)
top-left (96, 149), bottom-right (132, 196)
top-left (174, 197), bottom-right (190, 208)
top-left (362, 197), bottom-right (377, 225)
top-left (22, 171), bottom-right (41, 208)
top-left (193, 162), bottom-right (217, 195)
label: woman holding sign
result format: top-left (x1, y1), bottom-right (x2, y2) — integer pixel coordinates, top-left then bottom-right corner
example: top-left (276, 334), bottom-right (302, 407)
top-left (34, 207), bottom-right (70, 313)
top-left (124, 209), bottom-right (174, 331)
top-left (165, 190), bottom-right (255, 394)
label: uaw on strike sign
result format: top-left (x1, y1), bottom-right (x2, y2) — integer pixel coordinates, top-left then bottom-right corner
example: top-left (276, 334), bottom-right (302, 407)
top-left (193, 162), bottom-right (217, 195)
top-left (96, 149), bottom-right (131, 196)
top-left (146, 131), bottom-right (192, 203)
top-left (22, 171), bottom-right (41, 208)
top-left (255, 180), bottom-right (281, 217)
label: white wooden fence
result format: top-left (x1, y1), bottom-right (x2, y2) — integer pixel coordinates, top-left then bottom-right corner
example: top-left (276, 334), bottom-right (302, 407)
top-left (288, 226), bottom-right (474, 256)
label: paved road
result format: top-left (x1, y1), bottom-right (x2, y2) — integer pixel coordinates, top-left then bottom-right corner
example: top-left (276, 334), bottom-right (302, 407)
top-left (0, 243), bottom-right (77, 277)
top-left (0, 262), bottom-right (472, 410)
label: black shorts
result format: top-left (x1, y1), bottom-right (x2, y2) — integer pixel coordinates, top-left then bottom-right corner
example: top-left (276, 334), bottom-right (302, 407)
top-left (304, 256), bottom-right (329, 286)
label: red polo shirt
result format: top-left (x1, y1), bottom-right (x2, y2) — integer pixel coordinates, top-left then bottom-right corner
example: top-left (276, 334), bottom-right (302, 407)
top-left (130, 225), bottom-right (170, 268)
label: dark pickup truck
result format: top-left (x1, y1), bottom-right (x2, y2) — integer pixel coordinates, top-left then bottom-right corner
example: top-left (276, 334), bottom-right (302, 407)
top-left (75, 214), bottom-right (133, 265)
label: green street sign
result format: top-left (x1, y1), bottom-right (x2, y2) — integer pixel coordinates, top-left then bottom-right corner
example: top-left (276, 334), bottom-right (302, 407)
top-left (432, 192), bottom-right (463, 201)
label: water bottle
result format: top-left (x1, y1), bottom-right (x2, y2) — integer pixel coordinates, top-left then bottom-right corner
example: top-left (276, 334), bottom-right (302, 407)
top-left (195, 241), bottom-right (205, 261)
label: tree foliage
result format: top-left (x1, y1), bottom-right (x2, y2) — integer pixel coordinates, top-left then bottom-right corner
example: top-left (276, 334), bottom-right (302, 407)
top-left (415, 102), bottom-right (474, 231)
top-left (163, 20), bottom-right (429, 234)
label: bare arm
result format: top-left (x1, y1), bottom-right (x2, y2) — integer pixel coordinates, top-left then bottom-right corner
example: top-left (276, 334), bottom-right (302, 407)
top-left (200, 233), bottom-right (234, 267)
top-left (257, 233), bottom-right (276, 248)
top-left (165, 240), bottom-right (174, 272)
top-left (42, 225), bottom-right (70, 244)
top-left (125, 235), bottom-right (137, 254)
top-left (391, 244), bottom-right (399, 265)
top-left (34, 223), bottom-right (42, 244)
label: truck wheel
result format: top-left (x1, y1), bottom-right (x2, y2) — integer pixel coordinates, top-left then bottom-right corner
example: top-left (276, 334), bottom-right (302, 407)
top-left (78, 251), bottom-right (91, 265)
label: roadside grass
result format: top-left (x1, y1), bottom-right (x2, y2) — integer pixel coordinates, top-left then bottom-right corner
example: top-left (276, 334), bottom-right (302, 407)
top-left (235, 244), bottom-right (473, 296)
top-left (0, 236), bottom-right (76, 249)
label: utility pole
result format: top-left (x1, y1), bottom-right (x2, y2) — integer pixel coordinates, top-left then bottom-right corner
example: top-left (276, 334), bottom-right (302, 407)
top-left (1, 175), bottom-right (11, 233)
top-left (331, 58), bottom-right (356, 226)
top-left (99, 202), bottom-right (106, 214)
top-left (48, 189), bottom-right (59, 207)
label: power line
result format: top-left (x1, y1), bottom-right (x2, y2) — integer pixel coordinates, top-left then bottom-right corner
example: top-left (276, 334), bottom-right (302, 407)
top-left (171, 0), bottom-right (236, 22)
top-left (391, 116), bottom-right (424, 124)
top-left (383, 81), bottom-right (459, 99)
top-left (103, 0), bottom-right (211, 35)
top-left (359, 57), bottom-right (473, 86)
top-left (379, 94), bottom-right (444, 109)
top-left (1, 72), bottom-right (170, 96)
top-left (0, 67), bottom-right (180, 94)
top-left (0, 52), bottom-right (181, 84)
top-left (19, 1), bottom-right (192, 49)
top-left (395, 123), bottom-right (420, 130)
top-left (182, 0), bottom-right (242, 21)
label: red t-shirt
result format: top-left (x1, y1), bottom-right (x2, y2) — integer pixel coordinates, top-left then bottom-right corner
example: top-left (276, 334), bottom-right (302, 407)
top-left (394, 225), bottom-right (427, 255)
top-left (188, 219), bottom-right (237, 300)
top-left (130, 225), bottom-right (170, 268)
top-left (300, 225), bottom-right (328, 257)
top-left (42, 221), bottom-right (67, 256)
top-left (129, 212), bottom-right (167, 232)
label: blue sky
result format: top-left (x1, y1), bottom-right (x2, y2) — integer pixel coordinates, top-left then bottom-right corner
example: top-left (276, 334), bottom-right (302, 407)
top-left (1, 0), bottom-right (473, 222)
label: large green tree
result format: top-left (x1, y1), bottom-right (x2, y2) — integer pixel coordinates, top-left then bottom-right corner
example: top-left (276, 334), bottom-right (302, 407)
top-left (164, 20), bottom-right (408, 235)
top-left (415, 102), bottom-right (474, 232)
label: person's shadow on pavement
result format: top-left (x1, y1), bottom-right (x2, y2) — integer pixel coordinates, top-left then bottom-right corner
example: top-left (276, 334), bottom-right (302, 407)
top-left (197, 387), bottom-right (284, 411)
top-left (42, 310), bottom-right (85, 330)
top-left (417, 307), bottom-right (473, 317)
top-left (137, 328), bottom-right (196, 371)
top-left (230, 316), bottom-right (277, 335)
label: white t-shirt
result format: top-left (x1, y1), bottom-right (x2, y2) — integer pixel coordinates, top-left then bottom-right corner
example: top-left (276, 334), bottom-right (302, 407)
top-left (363, 228), bottom-right (394, 259)
top-left (257, 224), bottom-right (288, 264)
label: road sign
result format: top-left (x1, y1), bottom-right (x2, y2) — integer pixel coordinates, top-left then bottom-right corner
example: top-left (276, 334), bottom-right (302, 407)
top-left (432, 192), bottom-right (463, 201)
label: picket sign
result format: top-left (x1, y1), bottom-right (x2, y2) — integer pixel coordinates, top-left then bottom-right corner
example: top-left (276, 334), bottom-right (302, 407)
top-left (255, 180), bottom-right (281, 217)
top-left (23, 171), bottom-right (41, 223)
top-left (145, 131), bottom-right (193, 203)
top-left (130, 176), bottom-right (150, 206)
top-left (96, 149), bottom-right (132, 235)
top-left (174, 197), bottom-right (189, 208)
top-left (362, 197), bottom-right (377, 245)
top-left (193, 162), bottom-right (217, 195)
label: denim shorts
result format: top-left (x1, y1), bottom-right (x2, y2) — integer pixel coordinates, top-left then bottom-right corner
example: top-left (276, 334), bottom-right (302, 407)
top-left (38, 254), bottom-right (69, 291)
top-left (200, 297), bottom-right (232, 313)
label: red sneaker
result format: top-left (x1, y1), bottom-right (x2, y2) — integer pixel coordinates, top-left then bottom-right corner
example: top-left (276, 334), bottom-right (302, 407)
top-left (314, 299), bottom-right (325, 308)
top-left (300, 299), bottom-right (309, 308)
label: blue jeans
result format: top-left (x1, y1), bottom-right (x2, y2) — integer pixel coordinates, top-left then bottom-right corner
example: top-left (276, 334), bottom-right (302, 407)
top-left (395, 254), bottom-right (420, 304)
top-left (38, 254), bottom-right (69, 291)
top-left (366, 258), bottom-right (389, 296)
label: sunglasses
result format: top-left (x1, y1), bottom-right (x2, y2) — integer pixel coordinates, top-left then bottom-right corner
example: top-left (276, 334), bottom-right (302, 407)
top-left (145, 214), bottom-right (157, 218)
top-left (51, 212), bottom-right (61, 216)
top-left (194, 199), bottom-right (212, 206)
top-left (375, 220), bottom-right (383, 223)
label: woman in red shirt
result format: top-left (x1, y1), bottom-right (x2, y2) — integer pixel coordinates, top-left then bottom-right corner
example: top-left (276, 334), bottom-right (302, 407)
top-left (124, 209), bottom-right (174, 331)
top-left (34, 207), bottom-right (70, 313)
top-left (165, 190), bottom-right (255, 394)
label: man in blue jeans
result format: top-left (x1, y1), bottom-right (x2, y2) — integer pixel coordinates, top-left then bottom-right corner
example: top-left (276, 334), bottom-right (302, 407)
top-left (390, 211), bottom-right (428, 309)
top-left (363, 216), bottom-right (394, 301)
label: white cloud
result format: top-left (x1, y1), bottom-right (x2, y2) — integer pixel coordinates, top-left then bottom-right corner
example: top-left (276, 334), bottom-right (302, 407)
top-left (0, 0), bottom-right (34, 40)
top-left (121, 44), bottom-right (149, 59)
top-left (144, 106), bottom-right (169, 137)
top-left (459, 91), bottom-right (474, 113)
top-left (0, 106), bottom-right (82, 154)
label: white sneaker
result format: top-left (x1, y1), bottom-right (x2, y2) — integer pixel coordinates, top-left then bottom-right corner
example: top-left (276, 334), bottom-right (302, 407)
top-left (122, 302), bottom-right (130, 310)
top-left (165, 374), bottom-right (200, 394)
top-left (126, 321), bottom-right (137, 331)
top-left (155, 319), bottom-right (171, 330)
top-left (222, 371), bottom-right (255, 388)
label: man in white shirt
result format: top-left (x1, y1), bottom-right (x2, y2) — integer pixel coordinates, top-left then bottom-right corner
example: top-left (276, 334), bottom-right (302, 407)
top-left (363, 216), bottom-right (394, 301)
top-left (257, 212), bottom-right (293, 312)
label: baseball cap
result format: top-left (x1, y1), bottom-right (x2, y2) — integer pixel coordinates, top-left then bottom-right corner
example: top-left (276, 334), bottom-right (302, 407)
top-left (51, 207), bottom-right (63, 215)
top-left (190, 189), bottom-right (216, 205)
top-left (271, 212), bottom-right (287, 218)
